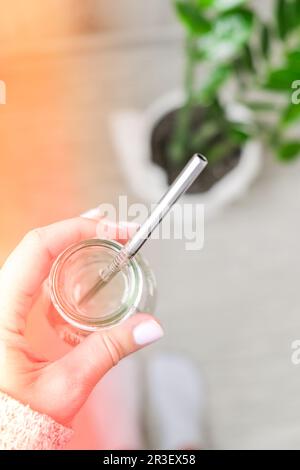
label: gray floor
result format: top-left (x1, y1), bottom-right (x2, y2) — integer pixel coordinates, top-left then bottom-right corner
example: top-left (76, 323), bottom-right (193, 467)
top-left (1, 27), bottom-right (300, 449)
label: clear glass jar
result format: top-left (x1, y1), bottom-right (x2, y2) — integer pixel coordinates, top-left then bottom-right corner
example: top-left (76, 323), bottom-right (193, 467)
top-left (48, 239), bottom-right (156, 346)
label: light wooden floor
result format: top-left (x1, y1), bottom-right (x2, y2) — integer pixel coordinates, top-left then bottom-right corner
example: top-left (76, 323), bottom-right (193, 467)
top-left (1, 29), bottom-right (300, 449)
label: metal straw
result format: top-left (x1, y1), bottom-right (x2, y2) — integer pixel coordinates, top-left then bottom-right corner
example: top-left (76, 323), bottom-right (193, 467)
top-left (78, 154), bottom-right (208, 306)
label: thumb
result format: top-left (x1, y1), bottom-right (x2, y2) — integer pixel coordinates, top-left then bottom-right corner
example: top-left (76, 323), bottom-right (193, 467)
top-left (57, 313), bottom-right (164, 396)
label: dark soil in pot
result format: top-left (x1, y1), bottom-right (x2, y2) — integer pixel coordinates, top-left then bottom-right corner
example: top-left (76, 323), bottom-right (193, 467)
top-left (151, 106), bottom-right (241, 193)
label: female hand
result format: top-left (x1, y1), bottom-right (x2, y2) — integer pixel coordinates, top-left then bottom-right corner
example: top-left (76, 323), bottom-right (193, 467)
top-left (0, 215), bottom-right (163, 427)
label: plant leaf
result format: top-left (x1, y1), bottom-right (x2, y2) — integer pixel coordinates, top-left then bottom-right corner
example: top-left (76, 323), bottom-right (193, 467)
top-left (246, 101), bottom-right (276, 112)
top-left (276, 0), bottom-right (288, 39)
top-left (287, 50), bottom-right (300, 71)
top-left (281, 102), bottom-right (300, 125)
top-left (207, 138), bottom-right (239, 164)
top-left (175, 1), bottom-right (211, 35)
top-left (275, 0), bottom-right (299, 39)
top-left (265, 67), bottom-right (300, 91)
top-left (190, 120), bottom-right (219, 148)
top-left (261, 24), bottom-right (270, 59)
top-left (230, 124), bottom-right (250, 143)
top-left (296, 0), bottom-right (300, 18)
top-left (199, 8), bottom-right (254, 62)
top-left (278, 140), bottom-right (300, 161)
top-left (243, 44), bottom-right (256, 72)
top-left (198, 64), bottom-right (230, 102)
top-left (197, 0), bottom-right (213, 8)
top-left (266, 49), bottom-right (300, 91)
top-left (285, 0), bottom-right (300, 31)
top-left (197, 0), bottom-right (247, 12)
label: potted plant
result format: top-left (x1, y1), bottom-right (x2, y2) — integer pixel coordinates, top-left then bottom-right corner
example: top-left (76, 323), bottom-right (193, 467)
top-left (237, 0), bottom-right (300, 162)
top-left (111, 0), bottom-right (300, 216)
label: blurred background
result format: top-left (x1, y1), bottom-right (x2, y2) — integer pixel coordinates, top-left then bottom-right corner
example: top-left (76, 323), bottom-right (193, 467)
top-left (1, 0), bottom-right (300, 449)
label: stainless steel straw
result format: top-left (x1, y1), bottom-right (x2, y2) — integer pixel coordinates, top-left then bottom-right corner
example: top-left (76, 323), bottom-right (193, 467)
top-left (79, 153), bottom-right (208, 306)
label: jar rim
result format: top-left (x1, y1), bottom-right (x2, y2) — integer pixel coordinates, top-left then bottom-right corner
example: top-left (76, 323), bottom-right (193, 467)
top-left (49, 239), bottom-right (143, 331)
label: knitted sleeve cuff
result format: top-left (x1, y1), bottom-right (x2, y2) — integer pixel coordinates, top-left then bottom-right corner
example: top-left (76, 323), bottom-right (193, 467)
top-left (0, 391), bottom-right (74, 450)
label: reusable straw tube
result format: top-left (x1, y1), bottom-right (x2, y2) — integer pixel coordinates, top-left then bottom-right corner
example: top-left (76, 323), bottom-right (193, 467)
top-left (79, 153), bottom-right (208, 306)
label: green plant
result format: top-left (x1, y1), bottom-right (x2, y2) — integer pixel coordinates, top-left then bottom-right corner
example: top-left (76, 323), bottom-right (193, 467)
top-left (169, 0), bottom-right (300, 167)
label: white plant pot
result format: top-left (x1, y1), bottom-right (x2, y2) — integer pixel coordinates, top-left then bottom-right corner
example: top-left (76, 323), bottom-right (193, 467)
top-left (110, 90), bottom-right (263, 218)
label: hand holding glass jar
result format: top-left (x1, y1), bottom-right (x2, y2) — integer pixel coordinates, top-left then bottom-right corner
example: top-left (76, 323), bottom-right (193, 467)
top-left (0, 210), bottom-right (163, 427)
top-left (48, 219), bottom-right (157, 346)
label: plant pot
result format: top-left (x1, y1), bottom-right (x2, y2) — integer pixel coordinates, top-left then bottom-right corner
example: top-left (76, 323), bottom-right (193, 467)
top-left (110, 89), bottom-right (263, 218)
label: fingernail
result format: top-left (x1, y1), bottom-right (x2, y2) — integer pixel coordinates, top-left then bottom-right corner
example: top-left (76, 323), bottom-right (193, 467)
top-left (133, 320), bottom-right (164, 346)
top-left (80, 207), bottom-right (102, 220)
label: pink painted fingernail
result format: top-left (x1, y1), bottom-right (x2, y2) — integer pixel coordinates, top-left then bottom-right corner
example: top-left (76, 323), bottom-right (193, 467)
top-left (133, 320), bottom-right (164, 346)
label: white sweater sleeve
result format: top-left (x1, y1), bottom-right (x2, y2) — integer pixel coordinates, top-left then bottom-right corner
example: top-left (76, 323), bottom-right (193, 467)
top-left (0, 391), bottom-right (74, 450)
